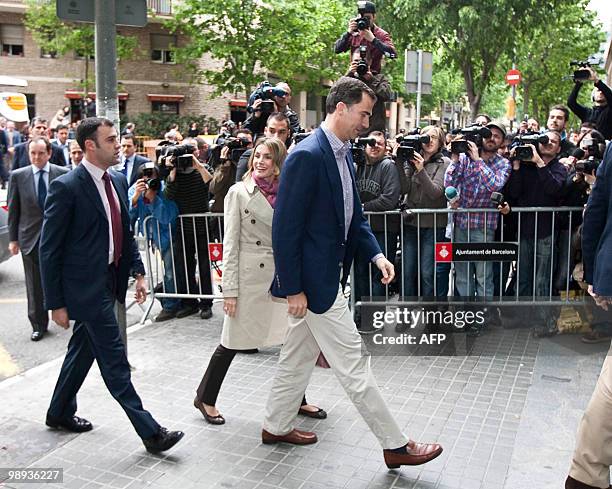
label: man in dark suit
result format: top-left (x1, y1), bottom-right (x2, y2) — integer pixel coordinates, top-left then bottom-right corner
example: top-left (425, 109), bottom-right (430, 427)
top-left (1, 120), bottom-right (23, 188)
top-left (566, 143), bottom-right (612, 489)
top-left (11, 117), bottom-right (66, 170)
top-left (39, 117), bottom-right (184, 453)
top-left (50, 124), bottom-right (71, 167)
top-left (7, 137), bottom-right (69, 341)
top-left (118, 134), bottom-right (149, 186)
top-left (262, 77), bottom-right (443, 469)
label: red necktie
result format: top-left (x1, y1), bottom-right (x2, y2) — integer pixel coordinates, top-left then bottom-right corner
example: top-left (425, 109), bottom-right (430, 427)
top-left (102, 172), bottom-right (123, 266)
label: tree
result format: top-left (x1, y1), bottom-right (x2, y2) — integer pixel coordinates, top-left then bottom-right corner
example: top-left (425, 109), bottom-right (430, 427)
top-left (165, 0), bottom-right (350, 101)
top-left (24, 0), bottom-right (138, 99)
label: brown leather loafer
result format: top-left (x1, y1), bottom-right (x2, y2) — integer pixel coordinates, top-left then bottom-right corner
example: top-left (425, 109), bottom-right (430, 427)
top-left (383, 440), bottom-right (443, 469)
top-left (261, 428), bottom-right (317, 445)
top-left (565, 475), bottom-right (610, 489)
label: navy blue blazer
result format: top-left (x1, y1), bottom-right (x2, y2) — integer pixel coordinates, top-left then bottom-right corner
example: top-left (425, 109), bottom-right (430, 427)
top-left (271, 127), bottom-right (381, 314)
top-left (583, 142), bottom-right (612, 296)
top-left (12, 141), bottom-right (66, 170)
top-left (127, 154), bottom-right (150, 187)
top-left (39, 164), bottom-right (145, 321)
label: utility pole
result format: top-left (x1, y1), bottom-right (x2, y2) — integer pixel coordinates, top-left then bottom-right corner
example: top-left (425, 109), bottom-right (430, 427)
top-left (94, 0), bottom-right (119, 127)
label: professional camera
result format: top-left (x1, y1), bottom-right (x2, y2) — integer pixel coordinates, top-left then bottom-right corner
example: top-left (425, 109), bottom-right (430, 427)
top-left (247, 81), bottom-right (286, 115)
top-left (209, 136), bottom-right (251, 167)
top-left (575, 156), bottom-right (601, 174)
top-left (156, 141), bottom-right (196, 171)
top-left (490, 192), bottom-right (505, 207)
top-left (356, 46), bottom-right (369, 77)
top-left (351, 136), bottom-right (377, 165)
top-left (569, 59), bottom-right (596, 82)
top-left (293, 131), bottom-right (313, 145)
top-left (356, 1), bottom-right (371, 30)
top-left (581, 135), bottom-right (606, 159)
top-left (512, 133), bottom-right (549, 161)
top-left (395, 133), bottom-right (430, 164)
top-left (142, 161), bottom-right (161, 191)
top-left (450, 125), bottom-right (492, 154)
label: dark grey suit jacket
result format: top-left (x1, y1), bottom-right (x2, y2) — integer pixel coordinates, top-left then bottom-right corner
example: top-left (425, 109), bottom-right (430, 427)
top-left (8, 164), bottom-right (70, 255)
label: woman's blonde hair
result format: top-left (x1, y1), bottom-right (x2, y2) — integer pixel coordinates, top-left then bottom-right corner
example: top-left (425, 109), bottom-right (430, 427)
top-left (243, 137), bottom-right (287, 180)
top-left (421, 125), bottom-right (446, 154)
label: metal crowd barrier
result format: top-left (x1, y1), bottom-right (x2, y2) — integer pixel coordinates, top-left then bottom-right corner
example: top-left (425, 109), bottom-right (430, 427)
top-left (137, 207), bottom-right (584, 322)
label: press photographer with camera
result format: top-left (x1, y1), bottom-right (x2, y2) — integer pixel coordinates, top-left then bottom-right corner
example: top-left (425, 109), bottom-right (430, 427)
top-left (567, 65), bottom-right (612, 140)
top-left (236, 115), bottom-right (288, 182)
top-left (162, 140), bottom-right (215, 320)
top-left (243, 81), bottom-right (300, 139)
top-left (334, 1), bottom-right (396, 75)
top-left (400, 126), bottom-right (451, 299)
top-left (346, 48), bottom-right (391, 133)
top-left (444, 121), bottom-right (511, 302)
top-left (128, 163), bottom-right (181, 322)
top-left (352, 130), bottom-right (402, 333)
top-left (505, 130), bottom-right (567, 335)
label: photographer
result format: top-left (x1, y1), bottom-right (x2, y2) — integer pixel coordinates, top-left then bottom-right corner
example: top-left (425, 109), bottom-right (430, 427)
top-left (444, 121), bottom-right (511, 301)
top-left (401, 126), bottom-right (450, 298)
top-left (353, 130), bottom-right (402, 332)
top-left (546, 105), bottom-right (576, 159)
top-left (346, 49), bottom-right (391, 133)
top-left (128, 164), bottom-right (180, 322)
top-left (163, 142), bottom-right (215, 320)
top-left (334, 1), bottom-right (396, 75)
top-left (567, 66), bottom-right (612, 140)
top-left (236, 115), bottom-right (288, 182)
top-left (506, 130), bottom-right (567, 335)
top-left (244, 82), bottom-right (299, 139)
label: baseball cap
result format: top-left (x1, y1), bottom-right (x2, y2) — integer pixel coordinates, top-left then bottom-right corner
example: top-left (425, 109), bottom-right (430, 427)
top-left (486, 121), bottom-right (507, 138)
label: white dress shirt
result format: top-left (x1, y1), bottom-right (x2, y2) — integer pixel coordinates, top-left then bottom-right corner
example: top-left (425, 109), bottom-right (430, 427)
top-left (31, 162), bottom-right (50, 197)
top-left (81, 159), bottom-right (121, 265)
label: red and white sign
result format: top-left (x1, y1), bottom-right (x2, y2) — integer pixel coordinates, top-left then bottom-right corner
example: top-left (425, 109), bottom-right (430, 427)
top-left (505, 69), bottom-right (522, 86)
top-left (435, 243), bottom-right (453, 262)
top-left (208, 243), bottom-right (223, 262)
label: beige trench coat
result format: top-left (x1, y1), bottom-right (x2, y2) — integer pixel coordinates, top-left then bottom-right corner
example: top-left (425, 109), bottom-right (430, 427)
top-left (220, 178), bottom-right (288, 349)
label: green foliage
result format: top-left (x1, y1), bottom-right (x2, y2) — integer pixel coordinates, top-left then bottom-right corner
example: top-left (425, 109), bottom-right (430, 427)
top-left (165, 0), bottom-right (350, 100)
top-left (123, 113), bottom-right (221, 139)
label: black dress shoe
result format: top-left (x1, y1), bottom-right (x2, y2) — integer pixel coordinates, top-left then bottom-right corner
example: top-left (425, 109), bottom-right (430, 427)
top-left (239, 348), bottom-right (259, 354)
top-left (298, 406), bottom-right (328, 419)
top-left (175, 306), bottom-right (199, 319)
top-left (46, 415), bottom-right (93, 432)
top-left (143, 427), bottom-right (184, 454)
top-left (31, 331), bottom-right (44, 341)
top-left (200, 307), bottom-right (213, 320)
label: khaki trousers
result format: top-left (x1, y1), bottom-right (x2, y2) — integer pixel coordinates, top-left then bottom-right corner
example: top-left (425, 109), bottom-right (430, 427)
top-left (569, 342), bottom-right (612, 488)
top-left (263, 285), bottom-right (408, 449)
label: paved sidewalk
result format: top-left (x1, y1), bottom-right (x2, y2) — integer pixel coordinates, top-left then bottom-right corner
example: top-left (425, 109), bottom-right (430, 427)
top-left (0, 303), bottom-right (608, 489)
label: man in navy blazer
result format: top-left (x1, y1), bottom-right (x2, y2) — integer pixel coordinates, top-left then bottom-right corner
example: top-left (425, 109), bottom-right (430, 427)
top-left (40, 117), bottom-right (183, 454)
top-left (262, 77), bottom-right (442, 468)
top-left (118, 134), bottom-right (150, 186)
top-left (566, 143), bottom-right (612, 489)
top-left (11, 117), bottom-right (66, 170)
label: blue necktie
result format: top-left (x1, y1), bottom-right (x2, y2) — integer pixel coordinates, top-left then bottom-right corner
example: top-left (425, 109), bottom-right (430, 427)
top-left (121, 158), bottom-right (129, 176)
top-left (38, 169), bottom-right (47, 210)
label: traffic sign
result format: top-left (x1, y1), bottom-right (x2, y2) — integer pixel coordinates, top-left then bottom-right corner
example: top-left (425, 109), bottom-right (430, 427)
top-left (57, 0), bottom-right (147, 27)
top-left (505, 69), bottom-right (522, 86)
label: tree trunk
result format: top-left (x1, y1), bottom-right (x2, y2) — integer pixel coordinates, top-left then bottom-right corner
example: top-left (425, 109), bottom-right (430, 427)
top-left (462, 62), bottom-right (481, 119)
top-left (522, 82), bottom-right (530, 118)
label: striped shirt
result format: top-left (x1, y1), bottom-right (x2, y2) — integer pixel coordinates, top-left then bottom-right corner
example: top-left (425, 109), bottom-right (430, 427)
top-left (444, 153), bottom-right (511, 230)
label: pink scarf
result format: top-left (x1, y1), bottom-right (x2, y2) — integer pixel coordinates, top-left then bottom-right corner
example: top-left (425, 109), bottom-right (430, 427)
top-left (252, 175), bottom-right (279, 208)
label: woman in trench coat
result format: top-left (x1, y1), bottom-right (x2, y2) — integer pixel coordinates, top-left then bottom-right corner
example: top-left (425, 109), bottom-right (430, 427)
top-left (193, 137), bottom-right (326, 424)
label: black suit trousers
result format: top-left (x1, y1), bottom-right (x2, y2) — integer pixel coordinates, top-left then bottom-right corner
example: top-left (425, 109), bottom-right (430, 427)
top-left (22, 245), bottom-right (48, 332)
top-left (47, 266), bottom-right (160, 439)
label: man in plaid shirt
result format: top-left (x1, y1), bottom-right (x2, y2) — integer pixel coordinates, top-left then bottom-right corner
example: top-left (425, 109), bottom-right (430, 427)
top-left (444, 121), bottom-right (511, 299)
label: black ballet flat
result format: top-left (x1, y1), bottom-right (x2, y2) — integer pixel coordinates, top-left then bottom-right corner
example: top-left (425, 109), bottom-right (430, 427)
top-left (298, 406), bottom-right (328, 419)
top-left (194, 398), bottom-right (226, 425)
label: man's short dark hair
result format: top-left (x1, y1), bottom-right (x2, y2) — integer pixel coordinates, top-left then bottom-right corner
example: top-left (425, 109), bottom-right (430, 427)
top-left (76, 117), bottom-right (114, 151)
top-left (29, 136), bottom-right (52, 152)
top-left (121, 133), bottom-right (135, 142)
top-left (236, 128), bottom-right (253, 138)
top-left (550, 104), bottom-right (570, 121)
top-left (30, 116), bottom-right (48, 127)
top-left (368, 130), bottom-right (386, 141)
top-left (266, 112), bottom-right (290, 129)
top-left (581, 121), bottom-right (597, 130)
top-left (56, 124), bottom-right (69, 132)
top-left (325, 77), bottom-right (377, 115)
top-left (475, 113), bottom-right (491, 124)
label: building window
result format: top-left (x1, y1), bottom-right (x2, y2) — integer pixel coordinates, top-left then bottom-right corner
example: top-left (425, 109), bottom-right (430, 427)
top-left (152, 101), bottom-right (179, 114)
top-left (1, 24), bottom-right (24, 57)
top-left (150, 34), bottom-right (175, 64)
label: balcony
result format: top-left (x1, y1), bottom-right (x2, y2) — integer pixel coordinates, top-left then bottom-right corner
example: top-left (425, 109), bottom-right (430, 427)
top-left (148, 0), bottom-right (172, 16)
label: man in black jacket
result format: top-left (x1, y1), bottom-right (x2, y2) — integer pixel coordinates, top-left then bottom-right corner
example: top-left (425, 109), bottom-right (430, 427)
top-left (567, 66), bottom-right (612, 140)
top-left (546, 105), bottom-right (576, 159)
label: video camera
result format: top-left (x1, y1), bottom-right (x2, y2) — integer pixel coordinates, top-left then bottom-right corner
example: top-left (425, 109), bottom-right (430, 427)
top-left (569, 58), bottom-right (599, 82)
top-left (141, 161), bottom-right (161, 191)
top-left (156, 141), bottom-right (196, 171)
top-left (356, 1), bottom-right (371, 30)
top-left (351, 136), bottom-right (377, 165)
top-left (575, 156), bottom-right (601, 174)
top-left (511, 133), bottom-right (549, 161)
top-left (450, 125), bottom-right (492, 154)
top-left (209, 136), bottom-right (251, 167)
top-left (247, 81), bottom-right (286, 115)
top-left (490, 191), bottom-right (505, 207)
top-left (395, 133), bottom-right (430, 165)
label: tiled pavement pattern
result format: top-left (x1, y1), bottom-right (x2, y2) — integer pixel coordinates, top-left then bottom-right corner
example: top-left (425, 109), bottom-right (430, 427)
top-left (0, 303), bottom-right (608, 489)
